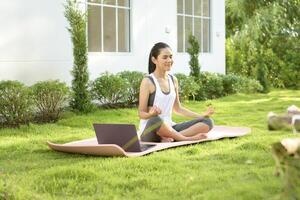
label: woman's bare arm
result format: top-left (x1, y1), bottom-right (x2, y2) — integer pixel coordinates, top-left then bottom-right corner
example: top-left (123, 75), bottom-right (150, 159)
top-left (172, 76), bottom-right (213, 118)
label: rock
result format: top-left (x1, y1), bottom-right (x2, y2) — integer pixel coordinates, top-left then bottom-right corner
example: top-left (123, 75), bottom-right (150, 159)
top-left (268, 112), bottom-right (292, 130)
top-left (292, 115), bottom-right (300, 133)
top-left (281, 138), bottom-right (300, 156)
top-left (272, 140), bottom-right (300, 199)
top-left (287, 105), bottom-right (300, 115)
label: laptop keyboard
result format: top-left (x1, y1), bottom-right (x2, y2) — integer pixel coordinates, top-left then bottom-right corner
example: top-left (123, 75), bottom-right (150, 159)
top-left (140, 144), bottom-right (156, 151)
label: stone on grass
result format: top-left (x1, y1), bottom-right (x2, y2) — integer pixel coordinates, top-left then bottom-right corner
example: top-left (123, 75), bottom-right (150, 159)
top-left (272, 138), bottom-right (300, 199)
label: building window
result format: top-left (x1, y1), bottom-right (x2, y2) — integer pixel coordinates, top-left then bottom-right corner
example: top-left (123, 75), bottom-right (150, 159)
top-left (87, 0), bottom-right (130, 52)
top-left (177, 0), bottom-right (211, 53)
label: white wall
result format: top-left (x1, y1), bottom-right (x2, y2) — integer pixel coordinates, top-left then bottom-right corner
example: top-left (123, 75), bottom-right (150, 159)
top-left (0, 0), bottom-right (225, 85)
top-left (0, 0), bottom-right (73, 85)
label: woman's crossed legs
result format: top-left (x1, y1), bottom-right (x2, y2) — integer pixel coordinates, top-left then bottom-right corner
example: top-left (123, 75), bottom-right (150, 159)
top-left (140, 116), bottom-right (213, 142)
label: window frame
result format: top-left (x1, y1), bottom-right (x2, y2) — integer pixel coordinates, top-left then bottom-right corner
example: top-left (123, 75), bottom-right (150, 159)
top-left (177, 0), bottom-right (211, 53)
top-left (86, 0), bottom-right (132, 53)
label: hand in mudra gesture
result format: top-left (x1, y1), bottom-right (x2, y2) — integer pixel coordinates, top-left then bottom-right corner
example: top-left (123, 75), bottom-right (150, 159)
top-left (149, 105), bottom-right (162, 117)
top-left (203, 106), bottom-right (214, 117)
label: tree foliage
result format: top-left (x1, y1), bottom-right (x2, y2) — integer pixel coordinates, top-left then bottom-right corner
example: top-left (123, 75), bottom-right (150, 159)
top-left (187, 34), bottom-right (201, 80)
top-left (226, 0), bottom-right (300, 89)
top-left (64, 0), bottom-right (93, 113)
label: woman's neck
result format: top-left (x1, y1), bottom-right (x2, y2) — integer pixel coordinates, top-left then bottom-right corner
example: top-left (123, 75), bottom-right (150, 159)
top-left (153, 70), bottom-right (168, 79)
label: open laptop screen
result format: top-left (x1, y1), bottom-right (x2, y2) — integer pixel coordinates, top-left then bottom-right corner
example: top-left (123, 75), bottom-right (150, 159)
top-left (93, 124), bottom-right (142, 152)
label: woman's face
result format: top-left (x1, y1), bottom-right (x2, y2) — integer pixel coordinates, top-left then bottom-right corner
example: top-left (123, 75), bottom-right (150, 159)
top-left (152, 48), bottom-right (173, 72)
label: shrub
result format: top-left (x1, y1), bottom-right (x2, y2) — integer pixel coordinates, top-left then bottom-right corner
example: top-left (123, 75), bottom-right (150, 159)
top-left (196, 72), bottom-right (224, 100)
top-left (220, 73), bottom-right (242, 95)
top-left (118, 71), bottom-right (144, 106)
top-left (31, 80), bottom-right (70, 123)
top-left (221, 73), bottom-right (263, 95)
top-left (239, 77), bottom-right (263, 93)
top-left (0, 81), bottom-right (32, 128)
top-left (174, 73), bottom-right (200, 101)
top-left (91, 72), bottom-right (129, 108)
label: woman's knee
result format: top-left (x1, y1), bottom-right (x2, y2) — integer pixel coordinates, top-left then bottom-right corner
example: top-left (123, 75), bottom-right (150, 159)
top-left (203, 118), bottom-right (214, 131)
top-left (156, 121), bottom-right (176, 137)
top-left (194, 119), bottom-right (213, 133)
top-left (140, 116), bottom-right (163, 142)
top-left (196, 123), bottom-right (210, 133)
top-left (148, 116), bottom-right (163, 126)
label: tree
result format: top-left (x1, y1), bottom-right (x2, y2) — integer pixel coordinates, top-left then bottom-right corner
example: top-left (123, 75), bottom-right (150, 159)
top-left (187, 34), bottom-right (201, 80)
top-left (256, 55), bottom-right (270, 93)
top-left (64, 0), bottom-right (93, 113)
top-left (226, 0), bottom-right (300, 89)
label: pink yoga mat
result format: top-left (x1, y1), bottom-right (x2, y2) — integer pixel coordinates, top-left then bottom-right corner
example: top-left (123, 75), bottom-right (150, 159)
top-left (47, 126), bottom-right (251, 157)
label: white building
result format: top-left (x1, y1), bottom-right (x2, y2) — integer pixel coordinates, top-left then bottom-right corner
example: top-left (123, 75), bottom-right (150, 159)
top-left (0, 0), bottom-right (225, 85)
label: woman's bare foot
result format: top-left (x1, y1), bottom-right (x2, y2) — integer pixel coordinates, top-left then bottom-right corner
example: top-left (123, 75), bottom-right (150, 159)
top-left (194, 133), bottom-right (207, 140)
top-left (161, 137), bottom-right (174, 143)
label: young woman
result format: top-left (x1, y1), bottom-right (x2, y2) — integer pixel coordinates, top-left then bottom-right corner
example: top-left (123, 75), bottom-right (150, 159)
top-left (138, 42), bottom-right (214, 142)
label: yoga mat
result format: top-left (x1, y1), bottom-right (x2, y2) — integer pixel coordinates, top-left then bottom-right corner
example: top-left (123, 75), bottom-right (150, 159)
top-left (47, 126), bottom-right (251, 157)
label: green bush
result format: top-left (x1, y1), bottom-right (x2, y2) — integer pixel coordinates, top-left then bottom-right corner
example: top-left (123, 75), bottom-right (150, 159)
top-left (221, 73), bottom-right (263, 95)
top-left (118, 71), bottom-right (144, 106)
top-left (239, 77), bottom-right (263, 93)
top-left (91, 72), bottom-right (129, 108)
top-left (194, 72), bottom-right (263, 100)
top-left (0, 81), bottom-right (32, 128)
top-left (31, 80), bottom-right (70, 123)
top-left (174, 73), bottom-right (200, 101)
top-left (89, 71), bottom-right (263, 107)
top-left (196, 72), bottom-right (224, 100)
top-left (220, 73), bottom-right (242, 95)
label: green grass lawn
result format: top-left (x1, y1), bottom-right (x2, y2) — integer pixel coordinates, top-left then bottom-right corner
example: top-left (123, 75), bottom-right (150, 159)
top-left (1, 90), bottom-right (299, 200)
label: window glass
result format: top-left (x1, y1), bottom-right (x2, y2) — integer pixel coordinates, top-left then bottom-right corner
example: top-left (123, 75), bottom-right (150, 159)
top-left (118, 0), bottom-right (129, 7)
top-left (185, 16), bottom-right (193, 51)
top-left (118, 8), bottom-right (130, 52)
top-left (103, 0), bottom-right (116, 5)
top-left (88, 5), bottom-right (101, 52)
top-left (87, 1), bottom-right (130, 52)
top-left (103, 7), bottom-right (116, 52)
top-left (88, 0), bottom-right (101, 3)
top-left (177, 0), bottom-right (210, 53)
top-left (177, 0), bottom-right (183, 14)
top-left (194, 0), bottom-right (202, 16)
top-left (203, 0), bottom-right (210, 17)
top-left (203, 18), bottom-right (210, 52)
top-left (185, 0), bottom-right (193, 15)
top-left (194, 17), bottom-right (202, 51)
top-left (177, 16), bottom-right (184, 52)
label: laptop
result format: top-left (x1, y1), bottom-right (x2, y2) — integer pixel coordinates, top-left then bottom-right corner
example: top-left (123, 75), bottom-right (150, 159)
top-left (93, 124), bottom-right (156, 152)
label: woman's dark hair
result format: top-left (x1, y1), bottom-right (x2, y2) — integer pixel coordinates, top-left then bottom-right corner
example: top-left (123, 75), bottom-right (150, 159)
top-left (148, 42), bottom-right (171, 74)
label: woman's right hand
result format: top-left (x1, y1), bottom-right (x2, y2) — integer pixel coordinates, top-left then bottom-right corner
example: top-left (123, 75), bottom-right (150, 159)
top-left (149, 105), bottom-right (161, 117)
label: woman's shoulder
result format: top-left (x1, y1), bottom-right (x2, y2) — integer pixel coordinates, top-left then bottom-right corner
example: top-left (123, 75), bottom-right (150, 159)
top-left (140, 76), bottom-right (155, 93)
top-left (170, 73), bottom-right (177, 79)
top-left (144, 74), bottom-right (155, 82)
top-left (141, 75), bottom-right (155, 87)
top-left (168, 74), bottom-right (178, 85)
